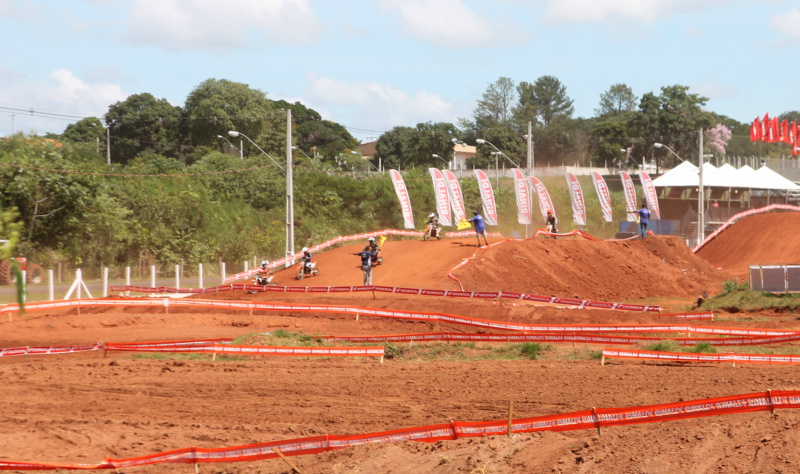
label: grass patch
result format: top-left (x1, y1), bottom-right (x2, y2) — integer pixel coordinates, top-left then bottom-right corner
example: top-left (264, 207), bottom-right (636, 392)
top-left (700, 280), bottom-right (800, 313)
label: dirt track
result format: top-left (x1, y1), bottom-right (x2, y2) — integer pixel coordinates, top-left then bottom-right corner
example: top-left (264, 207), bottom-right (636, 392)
top-left (3, 221), bottom-right (800, 474)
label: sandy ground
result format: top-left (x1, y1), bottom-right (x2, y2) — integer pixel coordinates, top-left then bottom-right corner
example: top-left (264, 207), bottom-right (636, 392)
top-left (2, 219), bottom-right (800, 474)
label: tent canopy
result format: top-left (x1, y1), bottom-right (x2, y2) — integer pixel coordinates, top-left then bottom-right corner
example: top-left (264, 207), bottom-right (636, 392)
top-left (651, 163), bottom-right (800, 191)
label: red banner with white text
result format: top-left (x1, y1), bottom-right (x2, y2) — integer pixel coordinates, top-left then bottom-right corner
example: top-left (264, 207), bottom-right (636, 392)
top-left (474, 169), bottom-right (498, 225)
top-left (512, 168), bottom-right (531, 225)
top-left (591, 172), bottom-right (613, 222)
top-left (443, 170), bottom-right (466, 222)
top-left (566, 172), bottom-right (586, 226)
top-left (390, 170), bottom-right (415, 229)
top-left (619, 171), bottom-right (638, 222)
top-left (638, 171), bottom-right (660, 219)
top-left (429, 168), bottom-right (452, 226)
top-left (527, 176), bottom-right (555, 223)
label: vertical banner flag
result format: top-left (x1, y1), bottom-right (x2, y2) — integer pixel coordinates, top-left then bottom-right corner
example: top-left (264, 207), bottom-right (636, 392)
top-left (591, 172), bottom-right (613, 222)
top-left (443, 170), bottom-right (466, 222)
top-left (619, 171), bottom-right (638, 222)
top-left (389, 169), bottom-right (415, 229)
top-left (761, 113), bottom-right (769, 141)
top-left (750, 117), bottom-right (760, 142)
top-left (638, 171), bottom-right (660, 219)
top-left (474, 169), bottom-right (498, 225)
top-left (428, 168), bottom-right (452, 226)
top-left (511, 168), bottom-right (531, 225)
top-left (527, 176), bottom-right (555, 223)
top-left (565, 172), bottom-right (586, 226)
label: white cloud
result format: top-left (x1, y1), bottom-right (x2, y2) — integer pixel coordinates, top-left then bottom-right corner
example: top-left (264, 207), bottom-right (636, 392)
top-left (691, 79), bottom-right (737, 101)
top-left (303, 73), bottom-right (454, 138)
top-left (0, 68), bottom-right (126, 135)
top-left (769, 8), bottom-right (800, 43)
top-left (541, 0), bottom-right (729, 25)
top-left (378, 0), bottom-right (530, 48)
top-left (126, 0), bottom-right (324, 52)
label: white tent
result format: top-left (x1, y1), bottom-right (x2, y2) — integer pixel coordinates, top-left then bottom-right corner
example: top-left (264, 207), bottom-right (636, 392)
top-left (652, 163), bottom-right (799, 191)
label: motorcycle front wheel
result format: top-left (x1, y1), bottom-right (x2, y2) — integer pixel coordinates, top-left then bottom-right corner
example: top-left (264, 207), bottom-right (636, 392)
top-left (296, 271), bottom-right (304, 280)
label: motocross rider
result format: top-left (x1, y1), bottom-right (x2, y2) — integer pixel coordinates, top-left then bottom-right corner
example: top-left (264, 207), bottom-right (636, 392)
top-left (366, 237), bottom-right (380, 261)
top-left (258, 260), bottom-right (270, 277)
top-left (545, 211), bottom-right (558, 234)
top-left (426, 213), bottom-right (439, 237)
top-left (301, 247), bottom-right (313, 273)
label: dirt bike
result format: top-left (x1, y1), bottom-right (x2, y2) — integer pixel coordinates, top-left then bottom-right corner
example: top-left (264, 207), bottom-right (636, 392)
top-left (545, 224), bottom-right (558, 239)
top-left (296, 261), bottom-right (319, 280)
top-left (248, 273), bottom-right (277, 294)
top-left (423, 224), bottom-right (441, 241)
top-left (370, 248), bottom-right (383, 265)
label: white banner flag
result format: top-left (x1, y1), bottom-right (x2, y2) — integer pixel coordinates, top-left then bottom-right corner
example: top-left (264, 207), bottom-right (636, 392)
top-left (638, 171), bottom-right (661, 219)
top-left (389, 169), bottom-right (415, 229)
top-left (443, 170), bottom-right (466, 222)
top-left (527, 176), bottom-right (555, 223)
top-left (474, 169), bottom-right (498, 226)
top-left (566, 172), bottom-right (586, 226)
top-left (591, 172), bottom-right (613, 223)
top-left (512, 168), bottom-right (531, 225)
top-left (619, 171), bottom-right (638, 222)
top-left (428, 168), bottom-right (452, 226)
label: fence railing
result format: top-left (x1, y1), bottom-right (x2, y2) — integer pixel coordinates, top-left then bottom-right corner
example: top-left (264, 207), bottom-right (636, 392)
top-left (749, 265), bottom-right (800, 293)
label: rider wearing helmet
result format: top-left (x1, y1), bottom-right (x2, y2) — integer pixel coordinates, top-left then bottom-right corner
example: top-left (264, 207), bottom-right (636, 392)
top-left (426, 213), bottom-right (440, 239)
top-left (545, 211), bottom-right (558, 234)
top-left (301, 247), bottom-right (312, 273)
top-left (366, 237), bottom-right (381, 263)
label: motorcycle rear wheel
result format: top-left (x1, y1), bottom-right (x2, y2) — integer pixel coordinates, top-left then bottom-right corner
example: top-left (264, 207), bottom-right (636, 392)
top-left (296, 271), bottom-right (304, 280)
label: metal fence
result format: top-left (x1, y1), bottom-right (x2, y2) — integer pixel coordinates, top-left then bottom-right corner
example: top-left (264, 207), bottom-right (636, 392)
top-left (749, 265), bottom-right (800, 293)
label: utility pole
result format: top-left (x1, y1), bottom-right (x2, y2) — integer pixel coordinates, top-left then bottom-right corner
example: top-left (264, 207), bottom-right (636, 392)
top-left (698, 128), bottom-right (704, 245)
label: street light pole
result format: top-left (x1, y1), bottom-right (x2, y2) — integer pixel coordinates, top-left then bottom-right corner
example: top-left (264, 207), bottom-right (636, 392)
top-left (654, 141), bottom-right (706, 246)
top-left (432, 154), bottom-right (449, 170)
top-left (526, 121), bottom-right (532, 177)
top-left (286, 109), bottom-right (294, 262)
top-left (698, 128), bottom-right (704, 244)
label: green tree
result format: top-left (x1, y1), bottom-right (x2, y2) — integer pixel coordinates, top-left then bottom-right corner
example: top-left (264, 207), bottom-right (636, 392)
top-left (527, 75), bottom-right (574, 126)
top-left (596, 84), bottom-right (638, 117)
top-left (472, 77), bottom-right (516, 128)
top-left (184, 78), bottom-right (275, 150)
top-left (105, 93), bottom-right (183, 165)
top-left (375, 122), bottom-right (458, 170)
top-left (631, 85), bottom-right (713, 169)
top-left (594, 120), bottom-right (631, 167)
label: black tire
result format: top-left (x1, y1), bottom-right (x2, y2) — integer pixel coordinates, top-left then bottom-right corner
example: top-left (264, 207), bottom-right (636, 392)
top-left (312, 268), bottom-right (319, 276)
top-left (26, 263), bottom-right (44, 284)
top-left (0, 260), bottom-right (11, 285)
top-left (297, 271), bottom-right (304, 280)
top-left (424, 233), bottom-right (429, 241)
top-left (248, 289), bottom-right (258, 294)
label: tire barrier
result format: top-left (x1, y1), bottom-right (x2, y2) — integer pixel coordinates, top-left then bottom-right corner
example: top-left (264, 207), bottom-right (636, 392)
top-left (603, 349), bottom-right (800, 365)
top-left (1, 298), bottom-right (795, 337)
top-left (1, 390), bottom-right (798, 470)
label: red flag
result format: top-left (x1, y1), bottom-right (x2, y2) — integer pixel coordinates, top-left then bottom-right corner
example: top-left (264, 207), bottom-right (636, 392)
top-left (781, 120), bottom-right (791, 144)
top-left (761, 113), bottom-right (769, 141)
top-left (750, 117), bottom-right (761, 142)
top-left (793, 122), bottom-right (800, 157)
top-left (428, 168), bottom-right (452, 226)
top-left (389, 170), bottom-right (415, 229)
top-left (769, 116), bottom-right (779, 143)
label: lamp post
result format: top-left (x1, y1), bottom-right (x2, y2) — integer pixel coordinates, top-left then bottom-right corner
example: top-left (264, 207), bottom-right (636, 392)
top-left (432, 154), bottom-right (449, 170)
top-left (292, 146), bottom-right (312, 161)
top-left (475, 139), bottom-right (520, 168)
top-left (351, 150), bottom-right (380, 172)
top-left (655, 141), bottom-right (705, 245)
top-left (218, 135), bottom-right (243, 159)
top-left (229, 128), bottom-right (292, 261)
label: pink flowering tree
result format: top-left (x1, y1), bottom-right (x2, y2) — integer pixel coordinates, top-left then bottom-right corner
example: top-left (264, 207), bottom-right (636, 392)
top-left (705, 123), bottom-right (732, 157)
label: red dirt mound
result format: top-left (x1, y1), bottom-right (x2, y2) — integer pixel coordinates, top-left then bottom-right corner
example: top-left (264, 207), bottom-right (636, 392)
top-left (696, 211), bottom-right (800, 279)
top-left (270, 235), bottom-right (729, 302)
top-left (269, 238), bottom-right (494, 289)
top-left (455, 235), bottom-right (730, 301)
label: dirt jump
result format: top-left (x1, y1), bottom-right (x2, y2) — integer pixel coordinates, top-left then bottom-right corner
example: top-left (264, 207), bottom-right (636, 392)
top-left (2, 215), bottom-right (800, 474)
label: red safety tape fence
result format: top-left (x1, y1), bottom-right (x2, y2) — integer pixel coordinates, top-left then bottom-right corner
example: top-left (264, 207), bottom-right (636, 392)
top-left (692, 205), bottom-right (800, 253)
top-left (106, 284), bottom-right (665, 313)
top-left (0, 343), bottom-right (103, 358)
top-left (603, 349), bottom-right (800, 365)
top-left (1, 339), bottom-right (383, 359)
top-left (324, 331), bottom-right (800, 346)
top-left (3, 298), bottom-right (796, 337)
top-left (107, 342), bottom-right (384, 357)
top-left (529, 228), bottom-right (655, 240)
top-left (1, 390), bottom-right (798, 470)
top-left (221, 228), bottom-right (504, 284)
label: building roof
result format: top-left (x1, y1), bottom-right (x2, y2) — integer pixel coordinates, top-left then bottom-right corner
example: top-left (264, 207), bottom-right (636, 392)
top-left (652, 163), bottom-right (800, 191)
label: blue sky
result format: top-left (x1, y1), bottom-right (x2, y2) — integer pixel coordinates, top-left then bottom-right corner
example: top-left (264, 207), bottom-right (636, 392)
top-left (1, 0), bottom-right (798, 142)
